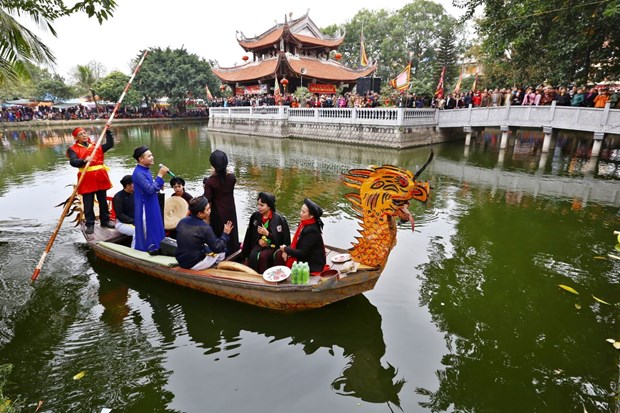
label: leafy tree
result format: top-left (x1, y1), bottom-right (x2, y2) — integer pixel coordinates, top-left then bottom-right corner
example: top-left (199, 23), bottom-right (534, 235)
top-left (323, 1), bottom-right (463, 96)
top-left (71, 64), bottom-right (97, 95)
top-left (435, 19), bottom-right (460, 89)
top-left (92, 70), bottom-right (141, 106)
top-left (133, 47), bottom-right (219, 112)
top-left (454, 0), bottom-right (620, 86)
top-left (35, 74), bottom-right (74, 100)
top-left (0, 60), bottom-right (73, 99)
top-left (0, 1), bottom-right (116, 85)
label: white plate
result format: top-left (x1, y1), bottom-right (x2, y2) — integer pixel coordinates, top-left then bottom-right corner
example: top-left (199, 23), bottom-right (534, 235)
top-left (263, 266), bottom-right (291, 283)
top-left (331, 253), bottom-right (351, 263)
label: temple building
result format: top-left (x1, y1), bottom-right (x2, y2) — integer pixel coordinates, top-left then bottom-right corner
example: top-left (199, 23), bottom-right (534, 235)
top-left (212, 12), bottom-right (377, 96)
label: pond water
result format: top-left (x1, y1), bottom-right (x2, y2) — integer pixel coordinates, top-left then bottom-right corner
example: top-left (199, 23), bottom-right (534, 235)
top-left (0, 122), bottom-right (619, 412)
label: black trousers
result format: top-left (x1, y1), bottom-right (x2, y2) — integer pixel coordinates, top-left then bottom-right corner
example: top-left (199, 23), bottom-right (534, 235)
top-left (83, 190), bottom-right (110, 227)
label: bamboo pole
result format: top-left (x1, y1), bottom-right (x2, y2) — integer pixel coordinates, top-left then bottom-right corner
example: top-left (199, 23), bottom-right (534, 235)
top-left (31, 50), bottom-right (149, 282)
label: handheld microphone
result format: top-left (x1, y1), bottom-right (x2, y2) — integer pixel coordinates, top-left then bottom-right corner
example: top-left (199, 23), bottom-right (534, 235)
top-left (159, 163), bottom-right (176, 177)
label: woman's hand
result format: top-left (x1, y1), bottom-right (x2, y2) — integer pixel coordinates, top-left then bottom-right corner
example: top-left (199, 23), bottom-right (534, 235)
top-left (258, 238), bottom-right (268, 248)
top-left (279, 245), bottom-right (288, 261)
top-left (257, 226), bottom-right (268, 236)
top-left (223, 220), bottom-right (234, 234)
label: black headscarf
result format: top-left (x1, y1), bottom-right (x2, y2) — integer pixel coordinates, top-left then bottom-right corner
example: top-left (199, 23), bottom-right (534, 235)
top-left (120, 175), bottom-right (132, 187)
top-left (170, 177), bottom-right (186, 187)
top-left (304, 198), bottom-right (324, 232)
top-left (258, 192), bottom-right (276, 212)
top-left (210, 150), bottom-right (228, 183)
top-left (188, 196), bottom-right (209, 216)
top-left (133, 145), bottom-right (149, 161)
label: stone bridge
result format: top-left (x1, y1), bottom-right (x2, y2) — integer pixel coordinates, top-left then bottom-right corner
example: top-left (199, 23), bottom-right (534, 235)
top-left (209, 103), bottom-right (619, 153)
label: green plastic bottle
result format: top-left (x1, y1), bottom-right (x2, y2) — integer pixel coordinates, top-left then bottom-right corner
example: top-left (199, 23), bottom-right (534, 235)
top-left (291, 262), bottom-right (299, 284)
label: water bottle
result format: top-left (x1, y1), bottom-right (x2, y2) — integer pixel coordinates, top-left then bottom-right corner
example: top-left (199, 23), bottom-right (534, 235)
top-left (304, 262), bottom-right (310, 284)
top-left (291, 262), bottom-right (299, 285)
top-left (299, 262), bottom-right (308, 284)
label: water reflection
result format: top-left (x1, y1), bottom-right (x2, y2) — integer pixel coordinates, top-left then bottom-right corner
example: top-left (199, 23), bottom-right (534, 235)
top-left (460, 128), bottom-right (620, 179)
top-left (415, 186), bottom-right (619, 412)
top-left (93, 258), bottom-right (407, 410)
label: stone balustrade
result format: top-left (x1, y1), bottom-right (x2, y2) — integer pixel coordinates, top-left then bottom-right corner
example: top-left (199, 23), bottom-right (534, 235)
top-left (209, 103), bottom-right (618, 151)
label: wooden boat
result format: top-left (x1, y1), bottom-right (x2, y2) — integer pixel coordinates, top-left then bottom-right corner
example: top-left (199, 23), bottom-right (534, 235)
top-left (83, 162), bottom-right (432, 311)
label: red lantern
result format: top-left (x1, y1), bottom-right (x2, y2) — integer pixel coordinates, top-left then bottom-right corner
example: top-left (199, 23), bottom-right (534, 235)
top-left (242, 55), bottom-right (249, 61)
top-left (280, 78), bottom-right (289, 86)
top-left (334, 52), bottom-right (342, 60)
top-left (219, 84), bottom-right (226, 91)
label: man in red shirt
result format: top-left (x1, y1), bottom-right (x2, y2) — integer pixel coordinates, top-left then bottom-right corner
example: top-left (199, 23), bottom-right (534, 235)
top-left (67, 127), bottom-right (115, 234)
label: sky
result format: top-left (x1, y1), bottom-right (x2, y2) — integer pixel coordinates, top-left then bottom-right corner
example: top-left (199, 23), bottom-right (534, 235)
top-left (25, 0), bottom-right (463, 81)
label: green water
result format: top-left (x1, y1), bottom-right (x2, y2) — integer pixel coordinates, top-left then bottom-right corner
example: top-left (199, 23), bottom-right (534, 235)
top-left (0, 121), bottom-right (618, 412)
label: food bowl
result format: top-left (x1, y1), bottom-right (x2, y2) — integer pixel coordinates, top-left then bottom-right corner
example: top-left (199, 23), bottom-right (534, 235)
top-left (320, 269), bottom-right (340, 278)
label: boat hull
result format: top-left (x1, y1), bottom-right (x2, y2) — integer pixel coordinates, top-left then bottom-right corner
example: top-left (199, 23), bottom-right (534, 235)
top-left (88, 235), bottom-right (382, 312)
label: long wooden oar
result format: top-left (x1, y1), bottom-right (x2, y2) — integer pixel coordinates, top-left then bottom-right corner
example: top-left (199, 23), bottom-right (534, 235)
top-left (31, 50), bottom-right (148, 282)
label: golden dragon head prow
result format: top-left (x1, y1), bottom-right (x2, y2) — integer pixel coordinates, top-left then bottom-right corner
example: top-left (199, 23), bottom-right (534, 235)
top-left (342, 152), bottom-right (432, 267)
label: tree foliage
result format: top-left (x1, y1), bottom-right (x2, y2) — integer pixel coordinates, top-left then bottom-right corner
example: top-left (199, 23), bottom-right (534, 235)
top-left (0, 0), bottom-right (116, 85)
top-left (0, 60), bottom-right (73, 99)
top-left (92, 70), bottom-right (140, 106)
top-left (323, 0), bottom-right (464, 96)
top-left (133, 47), bottom-right (218, 112)
top-left (453, 0), bottom-right (620, 86)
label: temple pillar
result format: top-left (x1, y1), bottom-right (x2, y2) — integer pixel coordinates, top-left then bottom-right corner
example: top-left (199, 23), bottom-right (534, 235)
top-left (542, 126), bottom-right (553, 153)
top-left (592, 131), bottom-right (604, 157)
top-left (464, 126), bottom-right (473, 146)
top-left (499, 125), bottom-right (509, 149)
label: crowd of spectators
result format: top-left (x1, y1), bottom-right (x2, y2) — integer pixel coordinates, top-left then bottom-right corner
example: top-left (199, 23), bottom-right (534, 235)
top-left (3, 84), bottom-right (617, 123)
top-left (432, 85), bottom-right (620, 109)
top-left (208, 84), bottom-right (620, 111)
top-left (0, 104), bottom-right (208, 123)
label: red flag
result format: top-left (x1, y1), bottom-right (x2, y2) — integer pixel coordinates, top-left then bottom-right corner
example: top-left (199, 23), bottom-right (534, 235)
top-left (389, 62), bottom-right (411, 92)
top-left (435, 66), bottom-right (446, 99)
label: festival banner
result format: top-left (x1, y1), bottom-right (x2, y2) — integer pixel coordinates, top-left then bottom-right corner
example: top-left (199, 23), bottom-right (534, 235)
top-left (435, 66), bottom-right (446, 99)
top-left (389, 63), bottom-right (411, 92)
top-left (308, 84), bottom-right (337, 94)
top-left (274, 75), bottom-right (281, 103)
top-left (360, 28), bottom-right (369, 67)
top-left (234, 84), bottom-right (269, 95)
top-left (472, 72), bottom-right (479, 92)
top-left (205, 84), bottom-right (214, 100)
top-left (453, 70), bottom-right (463, 95)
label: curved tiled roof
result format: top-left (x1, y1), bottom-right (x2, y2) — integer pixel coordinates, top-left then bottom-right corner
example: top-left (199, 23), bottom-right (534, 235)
top-left (238, 27), bottom-right (284, 50)
top-left (213, 55), bottom-right (377, 84)
top-left (289, 33), bottom-right (344, 48)
top-left (286, 56), bottom-right (376, 82)
top-left (212, 57), bottom-right (280, 83)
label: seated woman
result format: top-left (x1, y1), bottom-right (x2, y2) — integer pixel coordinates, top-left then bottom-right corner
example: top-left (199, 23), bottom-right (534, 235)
top-left (170, 176), bottom-right (193, 203)
top-left (276, 198), bottom-right (326, 273)
top-left (175, 196), bottom-right (233, 270)
top-left (241, 192), bottom-right (290, 273)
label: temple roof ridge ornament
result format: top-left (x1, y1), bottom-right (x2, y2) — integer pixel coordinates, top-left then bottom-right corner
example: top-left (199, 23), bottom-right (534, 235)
top-left (237, 13), bottom-right (345, 50)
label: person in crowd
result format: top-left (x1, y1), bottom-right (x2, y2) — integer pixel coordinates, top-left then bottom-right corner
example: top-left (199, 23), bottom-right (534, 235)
top-left (241, 192), bottom-right (290, 273)
top-left (203, 150), bottom-right (239, 254)
top-left (132, 145), bottom-right (168, 252)
top-left (275, 198), bottom-right (326, 274)
top-left (175, 196), bottom-right (233, 270)
top-left (555, 87), bottom-right (572, 106)
top-left (67, 127), bottom-right (115, 234)
top-left (170, 176), bottom-right (193, 203)
top-left (571, 88), bottom-right (585, 106)
top-left (584, 87), bottom-right (598, 107)
top-left (112, 175), bottom-right (135, 238)
top-left (594, 88), bottom-right (609, 108)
